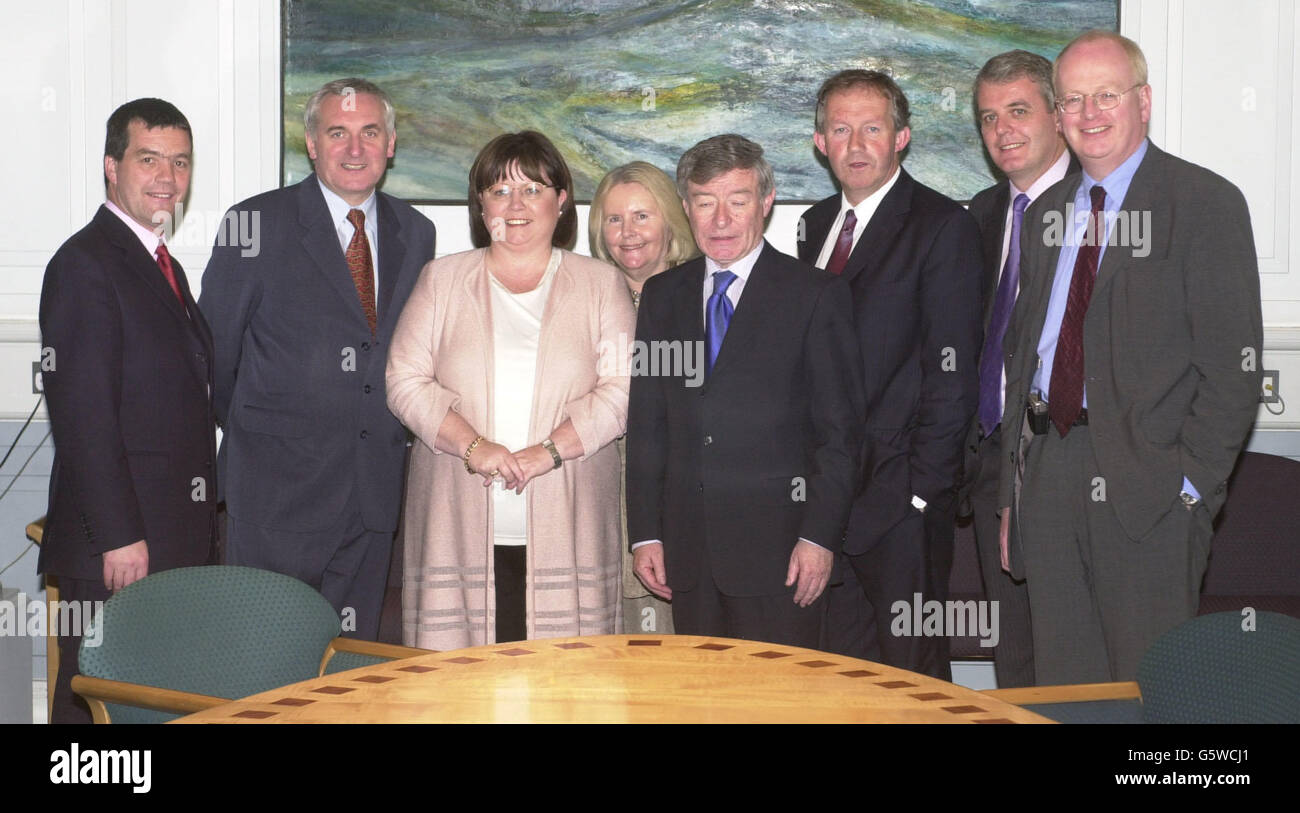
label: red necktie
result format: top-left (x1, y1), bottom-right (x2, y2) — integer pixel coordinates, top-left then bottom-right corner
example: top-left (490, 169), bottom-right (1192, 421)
top-left (154, 243), bottom-right (184, 304)
top-left (824, 209), bottom-right (857, 276)
top-left (346, 209), bottom-right (377, 335)
top-left (1048, 185), bottom-right (1107, 436)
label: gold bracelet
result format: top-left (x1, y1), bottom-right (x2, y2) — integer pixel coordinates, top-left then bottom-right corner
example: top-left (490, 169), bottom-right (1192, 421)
top-left (463, 436), bottom-right (485, 474)
top-left (541, 437), bottom-right (562, 470)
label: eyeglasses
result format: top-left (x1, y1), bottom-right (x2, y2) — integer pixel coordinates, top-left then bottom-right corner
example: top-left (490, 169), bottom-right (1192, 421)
top-left (482, 181), bottom-right (553, 200)
top-left (1056, 84), bottom-right (1144, 114)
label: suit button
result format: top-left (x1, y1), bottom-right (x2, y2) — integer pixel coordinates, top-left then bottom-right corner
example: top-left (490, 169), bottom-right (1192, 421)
top-left (361, 342), bottom-right (371, 351)
top-left (698, 483), bottom-right (704, 493)
top-left (704, 435), bottom-right (712, 446)
top-left (364, 384), bottom-right (373, 394)
top-left (360, 430), bottom-right (369, 440)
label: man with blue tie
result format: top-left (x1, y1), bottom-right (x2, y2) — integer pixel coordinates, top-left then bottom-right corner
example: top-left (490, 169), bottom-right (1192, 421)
top-left (998, 32), bottom-right (1262, 683)
top-left (963, 50), bottom-right (1074, 688)
top-left (625, 134), bottom-right (863, 647)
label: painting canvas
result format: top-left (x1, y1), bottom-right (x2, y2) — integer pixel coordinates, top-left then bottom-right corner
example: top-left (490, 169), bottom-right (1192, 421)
top-left (283, 0), bottom-right (1118, 202)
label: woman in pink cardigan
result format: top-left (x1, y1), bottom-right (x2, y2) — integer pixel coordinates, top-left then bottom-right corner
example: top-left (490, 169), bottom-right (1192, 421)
top-left (387, 132), bottom-right (635, 649)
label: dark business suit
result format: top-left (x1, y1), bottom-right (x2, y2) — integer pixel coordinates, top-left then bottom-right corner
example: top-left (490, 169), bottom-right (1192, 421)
top-left (960, 155), bottom-right (1077, 688)
top-left (798, 169), bottom-right (982, 679)
top-left (625, 241), bottom-right (863, 646)
top-left (199, 175), bottom-right (435, 638)
top-left (999, 142), bottom-right (1262, 683)
top-left (39, 205), bottom-right (217, 722)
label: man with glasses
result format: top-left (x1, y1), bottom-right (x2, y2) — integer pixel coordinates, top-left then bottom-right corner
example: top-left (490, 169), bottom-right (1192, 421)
top-left (997, 31), bottom-right (1262, 683)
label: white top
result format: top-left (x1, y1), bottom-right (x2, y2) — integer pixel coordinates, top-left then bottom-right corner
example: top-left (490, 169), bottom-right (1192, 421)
top-left (813, 166), bottom-right (902, 270)
top-left (489, 248), bottom-right (561, 545)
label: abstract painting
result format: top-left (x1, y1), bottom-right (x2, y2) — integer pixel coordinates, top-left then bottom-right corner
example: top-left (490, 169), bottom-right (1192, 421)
top-left (283, 0), bottom-right (1118, 202)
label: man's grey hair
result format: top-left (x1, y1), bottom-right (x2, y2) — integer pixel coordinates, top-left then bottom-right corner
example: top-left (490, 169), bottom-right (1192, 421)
top-left (675, 134), bottom-right (775, 201)
top-left (303, 77), bottom-right (396, 135)
top-left (974, 50), bottom-right (1056, 115)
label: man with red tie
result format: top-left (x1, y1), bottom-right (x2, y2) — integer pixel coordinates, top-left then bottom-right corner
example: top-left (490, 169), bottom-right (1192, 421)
top-left (796, 71), bottom-right (982, 679)
top-left (40, 98), bottom-right (217, 722)
top-left (200, 79), bottom-right (435, 640)
top-left (998, 31), bottom-right (1262, 683)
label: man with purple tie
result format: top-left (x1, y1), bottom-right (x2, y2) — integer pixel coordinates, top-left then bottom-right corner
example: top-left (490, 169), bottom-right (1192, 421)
top-left (963, 50), bottom-right (1074, 688)
top-left (998, 32), bottom-right (1262, 684)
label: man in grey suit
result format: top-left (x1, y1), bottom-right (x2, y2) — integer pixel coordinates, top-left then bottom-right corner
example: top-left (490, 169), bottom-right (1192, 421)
top-left (963, 50), bottom-right (1074, 688)
top-left (200, 78), bottom-right (435, 639)
top-left (998, 31), bottom-right (1262, 684)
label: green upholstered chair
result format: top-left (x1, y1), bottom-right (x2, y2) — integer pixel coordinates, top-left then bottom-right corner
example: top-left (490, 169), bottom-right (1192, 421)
top-left (1137, 610), bottom-right (1300, 724)
top-left (72, 565), bottom-right (430, 723)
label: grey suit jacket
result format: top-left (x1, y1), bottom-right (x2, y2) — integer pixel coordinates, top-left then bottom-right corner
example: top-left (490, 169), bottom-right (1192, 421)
top-left (998, 142), bottom-right (1262, 561)
top-left (199, 176), bottom-right (436, 533)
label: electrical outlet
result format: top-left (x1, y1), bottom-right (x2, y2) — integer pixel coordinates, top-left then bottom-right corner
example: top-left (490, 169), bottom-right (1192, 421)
top-left (1261, 369), bottom-right (1280, 404)
top-left (32, 361), bottom-right (43, 394)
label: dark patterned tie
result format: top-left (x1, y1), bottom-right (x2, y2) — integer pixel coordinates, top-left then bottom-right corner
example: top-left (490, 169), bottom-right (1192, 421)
top-left (154, 243), bottom-right (184, 304)
top-left (977, 193), bottom-right (1029, 437)
top-left (346, 208), bottom-right (377, 335)
top-left (824, 209), bottom-right (857, 276)
top-left (1048, 184), bottom-right (1107, 436)
top-left (705, 270), bottom-right (737, 376)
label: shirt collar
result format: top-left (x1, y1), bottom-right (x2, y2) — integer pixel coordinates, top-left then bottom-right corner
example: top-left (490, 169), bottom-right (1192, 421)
top-left (841, 165), bottom-right (901, 222)
top-left (317, 177), bottom-right (378, 233)
top-left (705, 239), bottom-right (765, 282)
top-left (104, 200), bottom-right (162, 256)
top-left (1011, 147), bottom-right (1071, 203)
top-left (1079, 138), bottom-right (1149, 209)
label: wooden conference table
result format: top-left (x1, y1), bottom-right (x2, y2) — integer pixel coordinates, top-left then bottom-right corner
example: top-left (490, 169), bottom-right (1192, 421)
top-left (175, 634), bottom-right (1050, 723)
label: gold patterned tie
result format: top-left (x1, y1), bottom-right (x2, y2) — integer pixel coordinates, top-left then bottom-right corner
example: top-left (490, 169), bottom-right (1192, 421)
top-left (346, 208), bottom-right (377, 335)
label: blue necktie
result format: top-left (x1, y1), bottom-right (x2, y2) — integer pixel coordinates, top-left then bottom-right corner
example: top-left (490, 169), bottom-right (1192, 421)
top-left (977, 193), bottom-right (1029, 437)
top-left (705, 270), bottom-right (737, 376)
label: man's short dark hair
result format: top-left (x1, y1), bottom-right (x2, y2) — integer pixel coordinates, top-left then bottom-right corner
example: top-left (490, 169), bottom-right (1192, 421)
top-left (973, 50), bottom-right (1056, 116)
top-left (815, 69), bottom-right (910, 133)
top-left (105, 98), bottom-right (191, 161)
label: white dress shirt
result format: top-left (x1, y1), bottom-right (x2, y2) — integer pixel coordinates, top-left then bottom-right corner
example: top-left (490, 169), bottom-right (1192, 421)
top-left (317, 179), bottom-right (380, 317)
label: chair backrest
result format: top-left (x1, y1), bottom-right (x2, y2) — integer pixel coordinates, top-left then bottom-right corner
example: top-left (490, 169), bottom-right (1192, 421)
top-left (79, 566), bottom-right (342, 723)
top-left (1137, 610), bottom-right (1300, 724)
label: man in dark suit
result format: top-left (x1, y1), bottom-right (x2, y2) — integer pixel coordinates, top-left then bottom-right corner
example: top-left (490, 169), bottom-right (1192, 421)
top-left (627, 134), bottom-right (863, 647)
top-left (797, 71), bottom-right (982, 679)
top-left (199, 78), bottom-right (435, 640)
top-left (998, 31), bottom-right (1262, 683)
top-left (962, 50), bottom-right (1074, 688)
top-left (40, 99), bottom-right (216, 723)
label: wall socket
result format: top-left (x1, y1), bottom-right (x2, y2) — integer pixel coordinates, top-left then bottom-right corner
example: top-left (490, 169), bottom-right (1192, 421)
top-left (1261, 369), bottom-right (1280, 404)
top-left (31, 361), bottom-right (43, 395)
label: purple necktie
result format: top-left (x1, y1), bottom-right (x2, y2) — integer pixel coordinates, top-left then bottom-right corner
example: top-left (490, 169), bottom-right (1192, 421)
top-left (705, 270), bottom-right (736, 376)
top-left (1049, 184), bottom-right (1107, 437)
top-left (977, 193), bottom-right (1029, 437)
top-left (824, 209), bottom-right (856, 276)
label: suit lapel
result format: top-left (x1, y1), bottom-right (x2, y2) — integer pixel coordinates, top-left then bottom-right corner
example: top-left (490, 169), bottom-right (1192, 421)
top-left (1093, 146), bottom-right (1164, 301)
top-left (94, 207), bottom-right (211, 394)
top-left (375, 193), bottom-right (406, 336)
top-left (979, 184), bottom-right (1011, 327)
top-left (296, 176), bottom-right (372, 329)
top-left (797, 197), bottom-right (838, 265)
top-left (670, 257), bottom-right (706, 352)
top-left (1019, 179), bottom-right (1075, 357)
top-left (96, 207), bottom-right (192, 326)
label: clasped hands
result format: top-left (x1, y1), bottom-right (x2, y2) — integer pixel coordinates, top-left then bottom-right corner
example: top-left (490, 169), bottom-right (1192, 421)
top-left (466, 439), bottom-right (554, 493)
